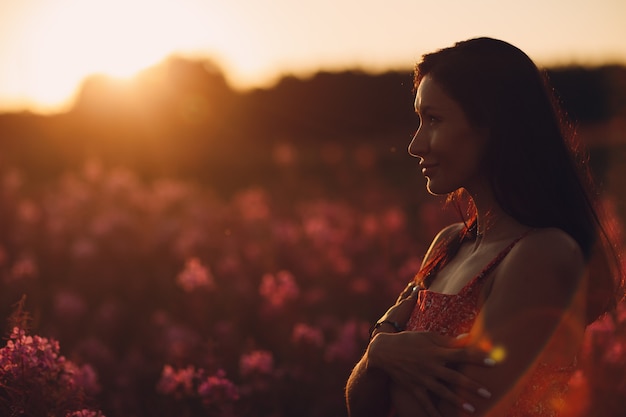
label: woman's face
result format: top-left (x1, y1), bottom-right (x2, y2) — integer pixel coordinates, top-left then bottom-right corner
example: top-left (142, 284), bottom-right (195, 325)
top-left (408, 75), bottom-right (489, 195)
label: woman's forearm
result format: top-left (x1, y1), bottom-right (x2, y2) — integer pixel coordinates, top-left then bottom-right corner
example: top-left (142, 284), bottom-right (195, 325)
top-left (345, 354), bottom-right (392, 417)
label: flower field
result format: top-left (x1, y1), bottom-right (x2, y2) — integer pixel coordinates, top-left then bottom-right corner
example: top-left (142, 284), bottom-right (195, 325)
top-left (1, 144), bottom-right (625, 416)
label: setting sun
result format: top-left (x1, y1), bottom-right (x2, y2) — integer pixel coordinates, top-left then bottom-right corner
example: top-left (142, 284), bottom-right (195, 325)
top-left (2, 0), bottom-right (234, 112)
top-left (1, 0), bottom-right (625, 114)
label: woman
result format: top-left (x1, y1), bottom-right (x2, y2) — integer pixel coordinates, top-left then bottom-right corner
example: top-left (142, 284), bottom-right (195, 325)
top-left (345, 37), bottom-right (623, 417)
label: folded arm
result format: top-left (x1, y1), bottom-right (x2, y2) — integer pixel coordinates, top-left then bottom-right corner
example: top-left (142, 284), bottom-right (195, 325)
top-left (345, 352), bottom-right (394, 417)
top-left (438, 229), bottom-right (587, 416)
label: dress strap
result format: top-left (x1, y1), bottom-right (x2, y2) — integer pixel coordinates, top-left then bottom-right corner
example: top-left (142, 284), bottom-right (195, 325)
top-left (475, 230), bottom-right (532, 281)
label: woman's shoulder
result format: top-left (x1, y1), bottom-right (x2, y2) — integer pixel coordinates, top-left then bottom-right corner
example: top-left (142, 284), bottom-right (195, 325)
top-left (498, 227), bottom-right (585, 290)
top-left (433, 222), bottom-right (465, 243)
top-left (513, 228), bottom-right (583, 265)
top-left (419, 223), bottom-right (465, 269)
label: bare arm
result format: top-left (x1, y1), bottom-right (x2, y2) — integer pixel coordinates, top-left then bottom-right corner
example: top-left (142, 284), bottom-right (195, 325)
top-left (438, 229), bottom-right (587, 416)
top-left (346, 289), bottom-right (420, 417)
top-left (345, 223), bottom-right (469, 417)
top-left (345, 352), bottom-right (393, 417)
top-left (347, 330), bottom-right (490, 417)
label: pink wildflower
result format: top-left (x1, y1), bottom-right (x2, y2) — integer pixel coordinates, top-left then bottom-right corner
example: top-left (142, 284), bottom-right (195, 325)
top-left (65, 410), bottom-right (106, 417)
top-left (71, 363), bottom-right (101, 396)
top-left (157, 365), bottom-right (239, 408)
top-left (292, 323), bottom-right (324, 348)
top-left (176, 258), bottom-right (215, 292)
top-left (259, 270), bottom-right (299, 308)
top-left (17, 199), bottom-right (41, 224)
top-left (2, 169), bottom-right (23, 192)
top-left (239, 350), bottom-right (274, 377)
top-left (326, 246), bottom-right (352, 275)
top-left (272, 220), bottom-right (301, 244)
top-left (173, 228), bottom-right (207, 259)
top-left (234, 187), bottom-right (270, 222)
top-left (89, 210), bottom-right (130, 238)
top-left (303, 216), bottom-right (331, 244)
top-left (1, 327), bottom-right (61, 376)
top-left (324, 320), bottom-right (362, 362)
top-left (53, 290), bottom-right (88, 320)
top-left (161, 323), bottom-right (201, 362)
top-left (216, 254), bottom-right (242, 276)
top-left (156, 365), bottom-right (181, 395)
top-left (382, 207), bottom-right (406, 233)
top-left (156, 364), bottom-right (197, 397)
top-left (349, 277), bottom-right (372, 295)
top-left (360, 214), bottom-right (379, 237)
top-left (197, 369), bottom-right (239, 406)
top-left (6, 254), bottom-right (38, 283)
top-left (0, 327), bottom-right (102, 415)
top-left (70, 237), bottom-right (98, 260)
top-left (175, 365), bottom-right (198, 395)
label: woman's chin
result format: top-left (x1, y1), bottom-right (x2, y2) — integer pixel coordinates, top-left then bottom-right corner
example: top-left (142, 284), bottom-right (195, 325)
top-left (425, 180), bottom-right (452, 196)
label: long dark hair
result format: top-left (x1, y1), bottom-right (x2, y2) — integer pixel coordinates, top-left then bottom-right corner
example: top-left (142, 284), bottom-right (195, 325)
top-left (413, 37), bottom-right (623, 323)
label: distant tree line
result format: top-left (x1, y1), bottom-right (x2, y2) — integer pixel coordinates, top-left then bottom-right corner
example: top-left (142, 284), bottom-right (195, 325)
top-left (0, 57), bottom-right (624, 194)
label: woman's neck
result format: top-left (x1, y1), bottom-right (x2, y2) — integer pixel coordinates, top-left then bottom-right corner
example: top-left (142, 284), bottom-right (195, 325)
top-left (467, 187), bottom-right (530, 247)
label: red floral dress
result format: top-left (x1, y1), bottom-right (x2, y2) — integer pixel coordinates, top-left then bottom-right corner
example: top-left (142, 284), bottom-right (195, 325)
top-left (406, 234), bottom-right (575, 417)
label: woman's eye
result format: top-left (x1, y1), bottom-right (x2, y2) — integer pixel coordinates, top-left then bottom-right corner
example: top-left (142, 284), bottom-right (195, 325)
top-left (415, 113), bottom-right (440, 127)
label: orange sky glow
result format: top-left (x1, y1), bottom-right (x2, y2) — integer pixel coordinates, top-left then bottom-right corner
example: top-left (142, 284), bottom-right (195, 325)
top-left (1, 0), bottom-right (625, 114)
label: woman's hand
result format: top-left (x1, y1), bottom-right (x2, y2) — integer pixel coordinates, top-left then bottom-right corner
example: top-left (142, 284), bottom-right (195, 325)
top-left (366, 331), bottom-right (494, 415)
top-left (370, 282), bottom-right (420, 339)
top-left (391, 383), bottom-right (440, 417)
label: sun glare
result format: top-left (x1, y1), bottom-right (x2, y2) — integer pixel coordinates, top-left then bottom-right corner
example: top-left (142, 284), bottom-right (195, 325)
top-left (8, 0), bottom-right (229, 113)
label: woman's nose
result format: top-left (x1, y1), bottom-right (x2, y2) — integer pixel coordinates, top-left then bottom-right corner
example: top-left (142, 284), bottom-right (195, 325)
top-left (408, 127), bottom-right (428, 158)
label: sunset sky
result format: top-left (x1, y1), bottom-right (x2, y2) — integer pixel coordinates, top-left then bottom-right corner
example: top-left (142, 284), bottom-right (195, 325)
top-left (1, 0), bottom-right (625, 113)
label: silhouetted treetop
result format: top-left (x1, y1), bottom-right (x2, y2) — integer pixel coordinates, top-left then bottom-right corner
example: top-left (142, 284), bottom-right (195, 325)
top-left (234, 71), bottom-right (416, 138)
top-left (0, 56), bottom-right (625, 188)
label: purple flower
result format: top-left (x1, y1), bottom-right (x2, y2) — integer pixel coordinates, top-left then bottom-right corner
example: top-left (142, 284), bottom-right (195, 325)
top-left (65, 409), bottom-right (106, 417)
top-left (324, 320), bottom-right (364, 362)
top-left (239, 350), bottom-right (274, 377)
top-left (0, 327), bottom-right (103, 415)
top-left (197, 369), bottom-right (239, 406)
top-left (234, 187), bottom-right (270, 222)
top-left (16, 199), bottom-right (41, 224)
top-left (6, 254), bottom-right (38, 283)
top-left (53, 290), bottom-right (88, 320)
top-left (176, 258), bottom-right (215, 292)
top-left (156, 365), bottom-right (197, 397)
top-left (259, 270), bottom-right (299, 308)
top-left (381, 206), bottom-right (406, 232)
top-left (292, 323), bottom-right (324, 348)
top-left (157, 365), bottom-right (239, 408)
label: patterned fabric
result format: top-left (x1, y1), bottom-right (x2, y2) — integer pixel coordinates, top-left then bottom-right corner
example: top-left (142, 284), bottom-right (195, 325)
top-left (405, 233), bottom-right (574, 416)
